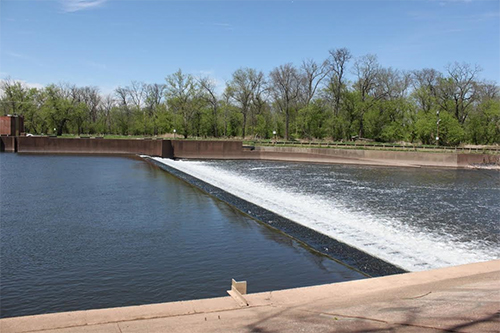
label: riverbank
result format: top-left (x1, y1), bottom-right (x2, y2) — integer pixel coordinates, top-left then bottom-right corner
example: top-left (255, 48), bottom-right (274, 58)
top-left (2, 260), bottom-right (498, 333)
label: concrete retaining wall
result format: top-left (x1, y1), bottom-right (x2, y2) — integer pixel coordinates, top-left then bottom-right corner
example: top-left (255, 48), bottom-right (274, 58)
top-left (16, 137), bottom-right (165, 156)
top-left (0, 136), bottom-right (16, 152)
top-left (11, 137), bottom-right (245, 159)
top-left (457, 153), bottom-right (500, 166)
top-left (254, 146), bottom-right (499, 168)
top-left (172, 140), bottom-right (246, 159)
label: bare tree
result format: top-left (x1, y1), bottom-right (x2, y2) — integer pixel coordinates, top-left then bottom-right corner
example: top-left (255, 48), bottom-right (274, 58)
top-left (353, 54), bottom-right (381, 100)
top-left (114, 86), bottom-right (132, 135)
top-left (300, 58), bottom-right (330, 106)
top-left (412, 68), bottom-right (442, 113)
top-left (221, 89), bottom-right (233, 137)
top-left (249, 75), bottom-right (268, 137)
top-left (145, 83), bottom-right (166, 135)
top-left (115, 87), bottom-right (129, 109)
top-left (445, 62), bottom-right (482, 124)
top-left (327, 48), bottom-right (352, 115)
top-left (477, 81), bottom-right (499, 100)
top-left (128, 81), bottom-right (146, 110)
top-left (226, 68), bottom-right (265, 138)
top-left (270, 63), bottom-right (300, 140)
top-left (352, 54), bottom-right (382, 138)
top-left (100, 94), bottom-right (116, 133)
top-left (198, 76), bottom-right (220, 137)
top-left (376, 68), bottom-right (412, 100)
top-left (78, 87), bottom-right (101, 123)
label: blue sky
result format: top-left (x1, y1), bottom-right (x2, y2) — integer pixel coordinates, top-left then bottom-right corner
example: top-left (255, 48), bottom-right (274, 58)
top-left (1, 0), bottom-right (499, 94)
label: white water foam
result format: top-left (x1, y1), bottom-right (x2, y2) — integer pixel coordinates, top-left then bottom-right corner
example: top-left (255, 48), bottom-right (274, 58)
top-left (151, 157), bottom-right (497, 271)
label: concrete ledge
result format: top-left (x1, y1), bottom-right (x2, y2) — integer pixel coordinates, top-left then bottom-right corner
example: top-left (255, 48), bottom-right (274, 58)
top-left (2, 260), bottom-right (499, 333)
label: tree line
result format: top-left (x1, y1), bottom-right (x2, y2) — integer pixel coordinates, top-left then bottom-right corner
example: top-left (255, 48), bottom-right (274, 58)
top-left (1, 48), bottom-right (499, 145)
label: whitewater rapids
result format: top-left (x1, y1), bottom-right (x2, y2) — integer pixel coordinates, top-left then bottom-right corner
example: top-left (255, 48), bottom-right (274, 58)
top-left (150, 157), bottom-right (499, 272)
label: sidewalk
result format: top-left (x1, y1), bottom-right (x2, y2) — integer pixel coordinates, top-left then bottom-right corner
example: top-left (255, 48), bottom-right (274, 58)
top-left (2, 260), bottom-right (499, 333)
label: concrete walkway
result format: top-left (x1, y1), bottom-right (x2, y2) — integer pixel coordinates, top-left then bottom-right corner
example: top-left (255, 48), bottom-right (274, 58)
top-left (2, 260), bottom-right (499, 333)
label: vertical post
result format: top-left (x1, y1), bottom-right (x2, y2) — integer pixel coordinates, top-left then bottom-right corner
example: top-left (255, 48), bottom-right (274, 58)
top-left (436, 111), bottom-right (440, 146)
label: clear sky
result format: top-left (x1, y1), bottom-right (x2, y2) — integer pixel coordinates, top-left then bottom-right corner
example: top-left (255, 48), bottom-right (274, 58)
top-left (1, 0), bottom-right (499, 94)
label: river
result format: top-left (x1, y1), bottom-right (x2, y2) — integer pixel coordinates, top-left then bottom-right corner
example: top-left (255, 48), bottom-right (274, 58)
top-left (151, 158), bottom-right (500, 272)
top-left (0, 154), bottom-right (364, 318)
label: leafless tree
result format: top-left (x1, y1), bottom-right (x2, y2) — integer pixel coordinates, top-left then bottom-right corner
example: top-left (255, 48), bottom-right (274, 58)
top-left (144, 83), bottom-right (166, 135)
top-left (198, 76), bottom-right (220, 137)
top-left (128, 81), bottom-right (146, 110)
top-left (352, 54), bottom-right (382, 138)
top-left (226, 68), bottom-right (265, 138)
top-left (100, 94), bottom-right (116, 133)
top-left (412, 68), bottom-right (442, 113)
top-left (115, 87), bottom-right (129, 109)
top-left (300, 58), bottom-right (330, 106)
top-left (353, 54), bottom-right (381, 100)
top-left (376, 68), bottom-right (413, 100)
top-left (221, 89), bottom-right (233, 137)
top-left (445, 62), bottom-right (482, 124)
top-left (71, 86), bottom-right (101, 124)
top-left (477, 81), bottom-right (499, 100)
top-left (327, 48), bottom-right (352, 115)
top-left (270, 63), bottom-right (300, 140)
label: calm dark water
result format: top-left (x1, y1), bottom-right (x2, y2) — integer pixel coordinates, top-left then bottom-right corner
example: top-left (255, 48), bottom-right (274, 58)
top-left (0, 154), bottom-right (364, 318)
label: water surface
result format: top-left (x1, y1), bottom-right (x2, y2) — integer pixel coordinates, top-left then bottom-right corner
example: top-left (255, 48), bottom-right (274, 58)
top-left (0, 154), bottom-right (364, 318)
top-left (153, 158), bottom-right (500, 271)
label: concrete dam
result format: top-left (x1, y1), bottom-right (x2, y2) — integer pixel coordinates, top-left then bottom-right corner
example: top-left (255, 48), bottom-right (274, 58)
top-left (1, 136), bottom-right (498, 168)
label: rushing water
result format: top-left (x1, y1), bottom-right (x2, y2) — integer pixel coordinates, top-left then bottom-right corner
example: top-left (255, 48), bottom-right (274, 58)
top-left (151, 158), bottom-right (500, 272)
top-left (0, 154), bottom-right (364, 318)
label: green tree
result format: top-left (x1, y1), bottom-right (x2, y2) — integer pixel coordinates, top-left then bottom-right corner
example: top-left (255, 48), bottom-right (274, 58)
top-left (466, 99), bottom-right (500, 144)
top-left (41, 84), bottom-right (85, 136)
top-left (165, 69), bottom-right (201, 138)
top-left (297, 100), bottom-right (328, 139)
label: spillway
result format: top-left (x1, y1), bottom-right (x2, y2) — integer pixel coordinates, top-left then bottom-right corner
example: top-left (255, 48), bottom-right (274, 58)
top-left (151, 157), bottom-right (500, 272)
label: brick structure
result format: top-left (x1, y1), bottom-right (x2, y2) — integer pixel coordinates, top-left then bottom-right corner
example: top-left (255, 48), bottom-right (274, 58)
top-left (0, 115), bottom-right (24, 136)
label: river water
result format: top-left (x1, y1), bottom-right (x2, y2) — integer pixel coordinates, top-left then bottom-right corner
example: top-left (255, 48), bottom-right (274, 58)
top-left (0, 154), bottom-right (365, 318)
top-left (152, 158), bottom-right (500, 272)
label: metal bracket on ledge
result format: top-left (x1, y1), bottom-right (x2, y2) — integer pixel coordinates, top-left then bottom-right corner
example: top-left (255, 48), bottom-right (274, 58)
top-left (227, 279), bottom-right (249, 307)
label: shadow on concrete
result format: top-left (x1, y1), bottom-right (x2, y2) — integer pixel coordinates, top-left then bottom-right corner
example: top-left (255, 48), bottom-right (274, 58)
top-left (334, 309), bottom-right (500, 333)
top-left (245, 303), bottom-right (500, 333)
top-left (444, 310), bottom-right (500, 332)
